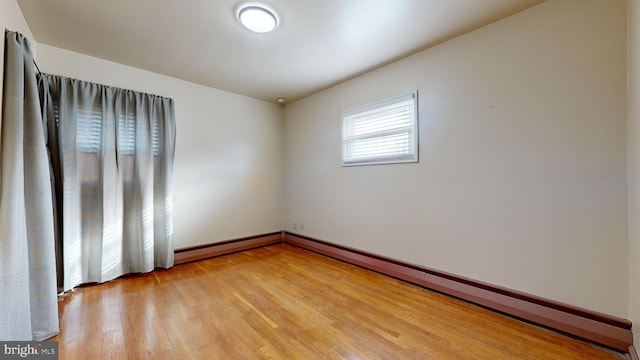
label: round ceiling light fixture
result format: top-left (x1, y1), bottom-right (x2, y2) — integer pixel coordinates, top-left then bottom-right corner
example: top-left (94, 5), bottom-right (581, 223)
top-left (237, 4), bottom-right (278, 33)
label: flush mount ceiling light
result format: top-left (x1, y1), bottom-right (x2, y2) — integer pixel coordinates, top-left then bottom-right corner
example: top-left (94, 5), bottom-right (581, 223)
top-left (237, 4), bottom-right (278, 33)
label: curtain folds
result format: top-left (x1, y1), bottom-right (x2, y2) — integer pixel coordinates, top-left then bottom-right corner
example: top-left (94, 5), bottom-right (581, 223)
top-left (0, 31), bottom-right (59, 340)
top-left (38, 74), bottom-right (176, 292)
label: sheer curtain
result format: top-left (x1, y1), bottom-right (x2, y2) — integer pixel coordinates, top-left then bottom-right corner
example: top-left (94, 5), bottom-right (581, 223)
top-left (38, 74), bottom-right (176, 292)
top-left (0, 31), bottom-right (59, 340)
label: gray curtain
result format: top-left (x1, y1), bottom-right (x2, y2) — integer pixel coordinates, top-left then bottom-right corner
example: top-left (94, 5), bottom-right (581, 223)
top-left (0, 31), bottom-right (59, 340)
top-left (38, 74), bottom-right (176, 292)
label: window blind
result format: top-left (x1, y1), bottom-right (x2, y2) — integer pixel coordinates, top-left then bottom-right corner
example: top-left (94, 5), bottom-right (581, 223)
top-left (342, 92), bottom-right (418, 165)
top-left (117, 109), bottom-right (136, 156)
top-left (152, 113), bottom-right (162, 157)
top-left (57, 103), bottom-right (163, 157)
top-left (75, 105), bottom-right (103, 154)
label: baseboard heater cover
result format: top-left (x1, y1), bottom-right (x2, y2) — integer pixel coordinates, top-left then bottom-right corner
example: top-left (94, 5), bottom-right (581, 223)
top-left (174, 232), bottom-right (283, 265)
top-left (282, 232), bottom-right (633, 352)
top-left (629, 345), bottom-right (639, 360)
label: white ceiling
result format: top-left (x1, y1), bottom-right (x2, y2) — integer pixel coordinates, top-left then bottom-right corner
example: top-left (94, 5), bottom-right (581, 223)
top-left (17, 0), bottom-right (543, 104)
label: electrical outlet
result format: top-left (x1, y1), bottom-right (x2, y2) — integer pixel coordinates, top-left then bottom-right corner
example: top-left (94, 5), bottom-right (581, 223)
top-left (293, 222), bottom-right (297, 230)
top-left (300, 222), bottom-right (304, 230)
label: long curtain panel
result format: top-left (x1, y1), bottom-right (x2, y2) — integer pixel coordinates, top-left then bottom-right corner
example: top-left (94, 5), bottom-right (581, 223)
top-left (38, 74), bottom-right (176, 291)
top-left (0, 31), bottom-right (59, 340)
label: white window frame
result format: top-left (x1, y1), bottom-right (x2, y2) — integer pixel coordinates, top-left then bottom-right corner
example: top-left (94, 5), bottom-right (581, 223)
top-left (342, 91), bottom-right (418, 166)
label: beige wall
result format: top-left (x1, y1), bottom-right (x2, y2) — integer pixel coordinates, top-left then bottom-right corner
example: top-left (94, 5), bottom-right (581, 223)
top-left (36, 44), bottom-right (284, 249)
top-left (629, 0), bottom-right (640, 346)
top-left (284, 0), bottom-right (628, 317)
top-left (3, 0), bottom-right (635, 335)
top-left (0, 0), bottom-right (35, 135)
top-left (0, 0), bottom-right (34, 49)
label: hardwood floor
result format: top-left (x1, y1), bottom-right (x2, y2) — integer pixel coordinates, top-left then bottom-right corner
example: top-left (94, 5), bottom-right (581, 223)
top-left (52, 244), bottom-right (623, 359)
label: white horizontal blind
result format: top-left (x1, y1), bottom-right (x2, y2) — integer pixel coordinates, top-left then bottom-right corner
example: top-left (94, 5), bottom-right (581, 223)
top-left (342, 92), bottom-right (417, 165)
top-left (76, 106), bottom-right (103, 154)
top-left (117, 109), bottom-right (136, 156)
top-left (152, 113), bottom-right (162, 157)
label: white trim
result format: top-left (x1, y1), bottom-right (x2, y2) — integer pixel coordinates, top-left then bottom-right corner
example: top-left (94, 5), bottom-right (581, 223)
top-left (342, 91), bottom-right (418, 166)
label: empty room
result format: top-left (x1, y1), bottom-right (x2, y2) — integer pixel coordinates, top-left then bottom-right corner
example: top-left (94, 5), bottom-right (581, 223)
top-left (2, 0), bottom-right (640, 358)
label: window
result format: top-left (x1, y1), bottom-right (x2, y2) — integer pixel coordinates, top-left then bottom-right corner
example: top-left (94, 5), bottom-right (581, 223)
top-left (117, 109), bottom-right (136, 156)
top-left (74, 105), bottom-right (103, 154)
top-left (151, 112), bottom-right (163, 157)
top-left (342, 92), bottom-right (418, 166)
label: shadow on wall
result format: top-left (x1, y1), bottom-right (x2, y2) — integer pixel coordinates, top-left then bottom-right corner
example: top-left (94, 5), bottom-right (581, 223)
top-left (172, 143), bottom-right (282, 248)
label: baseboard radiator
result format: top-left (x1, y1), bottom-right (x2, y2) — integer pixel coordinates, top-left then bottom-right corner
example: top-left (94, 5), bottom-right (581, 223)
top-left (174, 232), bottom-right (283, 265)
top-left (283, 232), bottom-right (633, 352)
top-left (173, 230), bottom-right (633, 352)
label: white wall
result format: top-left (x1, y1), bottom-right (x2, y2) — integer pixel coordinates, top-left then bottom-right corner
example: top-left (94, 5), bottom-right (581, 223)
top-left (0, 0), bottom-right (35, 134)
top-left (284, 0), bottom-right (628, 317)
top-left (629, 0), bottom-right (640, 346)
top-left (35, 44), bottom-right (284, 249)
top-left (0, 0), bottom-right (33, 47)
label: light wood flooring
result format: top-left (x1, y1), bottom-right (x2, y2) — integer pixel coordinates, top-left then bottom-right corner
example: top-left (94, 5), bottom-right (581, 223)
top-left (52, 244), bottom-right (623, 359)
